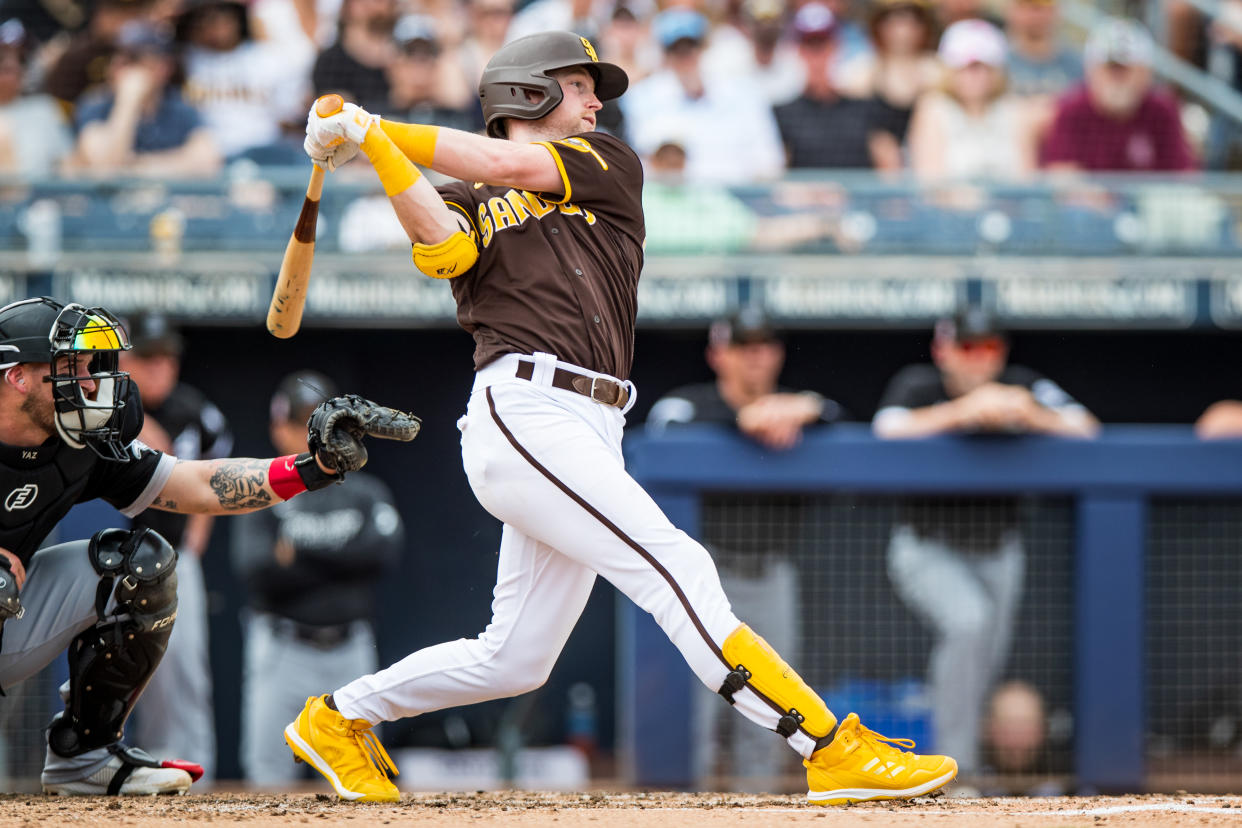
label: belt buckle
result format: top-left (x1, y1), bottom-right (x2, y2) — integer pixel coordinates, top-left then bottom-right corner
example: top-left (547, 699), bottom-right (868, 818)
top-left (589, 376), bottom-right (612, 405)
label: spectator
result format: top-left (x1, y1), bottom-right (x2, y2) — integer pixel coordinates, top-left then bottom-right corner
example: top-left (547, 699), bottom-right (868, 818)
top-left (3, 0), bottom-right (88, 48)
top-left (704, 0), bottom-right (804, 106)
top-left (872, 306), bottom-right (1097, 775)
top-left (312, 0), bottom-right (396, 115)
top-left (594, 3), bottom-right (657, 135)
top-left (63, 20), bottom-right (222, 177)
top-left (1195, 399), bottom-right (1242, 439)
top-left (457, 0), bottom-right (514, 87)
top-left (837, 0), bottom-right (940, 162)
top-left (820, 0), bottom-right (874, 75)
top-left (598, 3), bottom-right (659, 88)
top-left (773, 3), bottom-right (891, 170)
top-left (0, 19), bottom-right (72, 176)
top-left (122, 313), bottom-right (233, 783)
top-left (1041, 17), bottom-right (1197, 172)
top-left (380, 15), bottom-right (480, 132)
top-left (505, 0), bottom-right (610, 46)
top-left (622, 8), bottom-right (784, 183)
top-left (977, 680), bottom-right (1058, 786)
top-left (641, 131), bottom-right (839, 253)
top-left (1003, 0), bottom-right (1081, 100)
top-left (43, 0), bottom-right (158, 112)
top-left (231, 370), bottom-right (403, 788)
top-left (177, 0), bottom-right (314, 163)
top-left (933, 0), bottom-right (1000, 28)
top-left (908, 18), bottom-right (1039, 180)
top-left (647, 308), bottom-right (846, 790)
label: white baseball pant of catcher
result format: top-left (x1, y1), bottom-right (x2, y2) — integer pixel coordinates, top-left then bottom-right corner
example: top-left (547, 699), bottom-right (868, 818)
top-left (332, 352), bottom-right (821, 760)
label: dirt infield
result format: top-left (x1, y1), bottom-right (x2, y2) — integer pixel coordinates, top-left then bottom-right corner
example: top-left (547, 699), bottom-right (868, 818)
top-left (2, 792), bottom-right (1241, 827)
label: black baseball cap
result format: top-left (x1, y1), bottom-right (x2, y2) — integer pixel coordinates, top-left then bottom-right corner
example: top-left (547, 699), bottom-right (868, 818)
top-left (709, 306), bottom-right (779, 347)
top-left (271, 370), bottom-right (337, 423)
top-left (935, 305), bottom-right (1006, 343)
top-left (127, 312), bottom-right (183, 357)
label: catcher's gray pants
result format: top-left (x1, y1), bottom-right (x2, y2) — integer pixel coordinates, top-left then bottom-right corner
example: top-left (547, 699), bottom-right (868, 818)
top-left (128, 551), bottom-right (216, 781)
top-left (692, 557), bottom-right (799, 792)
top-left (0, 540), bottom-right (167, 781)
top-left (887, 525), bottom-right (1025, 774)
top-left (241, 612), bottom-right (377, 787)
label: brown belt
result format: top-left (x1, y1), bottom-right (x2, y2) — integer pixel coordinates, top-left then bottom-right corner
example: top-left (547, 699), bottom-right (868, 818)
top-left (515, 359), bottom-right (630, 408)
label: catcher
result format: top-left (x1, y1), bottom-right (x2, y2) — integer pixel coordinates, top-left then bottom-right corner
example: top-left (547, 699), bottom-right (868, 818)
top-left (0, 296), bottom-right (419, 795)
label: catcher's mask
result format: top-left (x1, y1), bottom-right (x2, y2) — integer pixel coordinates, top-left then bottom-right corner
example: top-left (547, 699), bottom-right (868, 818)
top-left (479, 31), bottom-right (628, 138)
top-left (0, 297), bottom-right (133, 460)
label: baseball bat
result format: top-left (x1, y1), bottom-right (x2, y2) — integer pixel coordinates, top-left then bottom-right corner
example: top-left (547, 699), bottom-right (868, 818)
top-left (266, 93), bottom-right (344, 339)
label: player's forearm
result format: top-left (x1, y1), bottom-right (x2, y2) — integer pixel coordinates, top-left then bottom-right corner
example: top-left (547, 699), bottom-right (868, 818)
top-left (1028, 405), bottom-right (1100, 438)
top-left (380, 120), bottom-right (558, 193)
top-left (388, 177), bottom-right (461, 244)
top-left (153, 455), bottom-right (340, 514)
top-left (873, 401), bottom-right (971, 439)
top-left (76, 120), bottom-right (138, 170)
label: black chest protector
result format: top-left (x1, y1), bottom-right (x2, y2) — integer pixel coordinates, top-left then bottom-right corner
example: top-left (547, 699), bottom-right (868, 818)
top-left (0, 382), bottom-right (145, 566)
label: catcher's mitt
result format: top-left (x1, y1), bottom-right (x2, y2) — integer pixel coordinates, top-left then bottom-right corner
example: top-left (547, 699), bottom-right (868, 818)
top-left (307, 394), bottom-right (422, 472)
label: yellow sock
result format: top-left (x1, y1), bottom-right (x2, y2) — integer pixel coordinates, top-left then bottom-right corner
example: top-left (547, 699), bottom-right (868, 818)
top-left (380, 121), bottom-right (439, 167)
top-left (362, 125), bottom-right (421, 197)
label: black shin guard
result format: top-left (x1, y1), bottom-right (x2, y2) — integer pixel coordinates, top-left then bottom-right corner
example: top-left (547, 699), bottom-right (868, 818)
top-left (48, 528), bottom-right (178, 758)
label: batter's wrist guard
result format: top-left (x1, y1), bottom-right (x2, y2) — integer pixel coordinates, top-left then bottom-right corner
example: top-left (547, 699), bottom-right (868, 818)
top-left (362, 125), bottom-right (422, 197)
top-left (295, 451), bottom-right (345, 490)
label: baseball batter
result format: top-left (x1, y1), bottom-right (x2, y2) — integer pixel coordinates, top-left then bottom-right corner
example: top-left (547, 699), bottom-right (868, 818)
top-left (291, 31), bottom-right (957, 805)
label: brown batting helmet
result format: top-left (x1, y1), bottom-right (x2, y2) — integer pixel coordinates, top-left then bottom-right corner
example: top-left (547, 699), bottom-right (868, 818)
top-left (479, 31), bottom-right (628, 138)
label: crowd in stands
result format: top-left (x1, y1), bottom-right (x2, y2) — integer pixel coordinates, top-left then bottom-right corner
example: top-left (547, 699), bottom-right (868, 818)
top-left (0, 0), bottom-right (1219, 181)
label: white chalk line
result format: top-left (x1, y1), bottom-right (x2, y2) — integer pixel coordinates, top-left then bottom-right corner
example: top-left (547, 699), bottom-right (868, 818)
top-left (636, 802), bottom-right (1241, 817)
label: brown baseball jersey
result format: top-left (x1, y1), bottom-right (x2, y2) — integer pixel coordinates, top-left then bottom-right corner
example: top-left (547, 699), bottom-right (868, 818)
top-left (437, 131), bottom-right (645, 380)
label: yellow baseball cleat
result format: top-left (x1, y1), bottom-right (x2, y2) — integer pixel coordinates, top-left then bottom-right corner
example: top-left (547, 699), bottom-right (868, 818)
top-left (805, 713), bottom-right (957, 806)
top-left (284, 695), bottom-right (400, 802)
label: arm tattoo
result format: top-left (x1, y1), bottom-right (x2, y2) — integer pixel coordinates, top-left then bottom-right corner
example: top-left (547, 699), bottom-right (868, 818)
top-left (208, 459), bottom-right (273, 510)
top-left (151, 496), bottom-right (178, 510)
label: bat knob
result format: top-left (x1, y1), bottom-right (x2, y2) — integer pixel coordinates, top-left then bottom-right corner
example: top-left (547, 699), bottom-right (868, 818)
top-left (315, 94), bottom-right (345, 118)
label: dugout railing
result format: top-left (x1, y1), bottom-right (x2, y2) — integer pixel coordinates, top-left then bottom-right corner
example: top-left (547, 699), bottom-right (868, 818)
top-left (620, 424), bottom-right (1242, 794)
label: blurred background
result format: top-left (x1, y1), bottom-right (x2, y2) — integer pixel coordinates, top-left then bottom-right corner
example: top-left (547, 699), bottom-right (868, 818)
top-left (0, 0), bottom-right (1241, 799)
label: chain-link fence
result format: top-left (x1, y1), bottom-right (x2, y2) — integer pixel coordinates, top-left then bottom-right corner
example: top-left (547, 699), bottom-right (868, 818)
top-left (695, 493), bottom-right (1075, 794)
top-left (0, 662), bottom-right (57, 792)
top-left (1147, 498), bottom-right (1242, 793)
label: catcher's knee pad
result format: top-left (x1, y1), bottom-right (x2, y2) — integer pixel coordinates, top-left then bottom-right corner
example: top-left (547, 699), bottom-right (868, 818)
top-left (718, 624), bottom-right (836, 740)
top-left (48, 528), bottom-right (178, 758)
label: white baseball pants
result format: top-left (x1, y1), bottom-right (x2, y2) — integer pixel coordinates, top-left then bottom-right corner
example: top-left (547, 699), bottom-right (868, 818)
top-left (334, 353), bottom-right (821, 759)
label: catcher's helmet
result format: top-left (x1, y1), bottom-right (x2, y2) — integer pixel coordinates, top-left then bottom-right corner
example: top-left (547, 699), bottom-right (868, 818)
top-left (0, 296), bottom-right (133, 460)
top-left (479, 31), bottom-right (628, 138)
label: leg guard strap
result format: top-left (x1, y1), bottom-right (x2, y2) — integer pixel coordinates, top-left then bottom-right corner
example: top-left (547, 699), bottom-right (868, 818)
top-left (718, 666), bottom-right (751, 705)
top-left (104, 743), bottom-right (162, 795)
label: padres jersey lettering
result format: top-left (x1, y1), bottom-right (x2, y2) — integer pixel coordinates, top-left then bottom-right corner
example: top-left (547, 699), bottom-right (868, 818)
top-left (437, 132), bottom-right (645, 379)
